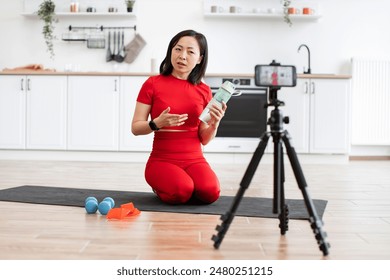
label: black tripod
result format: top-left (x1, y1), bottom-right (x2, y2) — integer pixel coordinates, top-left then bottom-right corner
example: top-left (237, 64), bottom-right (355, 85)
top-left (212, 86), bottom-right (330, 256)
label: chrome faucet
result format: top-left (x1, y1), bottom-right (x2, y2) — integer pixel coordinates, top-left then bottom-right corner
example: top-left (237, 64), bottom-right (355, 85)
top-left (298, 44), bottom-right (311, 74)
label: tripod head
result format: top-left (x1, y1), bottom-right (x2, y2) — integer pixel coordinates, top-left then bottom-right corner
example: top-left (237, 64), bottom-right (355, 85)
top-left (266, 87), bottom-right (290, 133)
top-left (266, 86), bottom-right (284, 109)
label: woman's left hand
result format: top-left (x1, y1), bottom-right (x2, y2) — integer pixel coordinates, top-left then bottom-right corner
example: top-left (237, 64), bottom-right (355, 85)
top-left (208, 102), bottom-right (227, 127)
top-left (198, 101), bottom-right (227, 145)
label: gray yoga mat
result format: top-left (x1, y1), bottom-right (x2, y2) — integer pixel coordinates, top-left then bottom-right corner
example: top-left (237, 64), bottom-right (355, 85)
top-left (0, 185), bottom-right (327, 220)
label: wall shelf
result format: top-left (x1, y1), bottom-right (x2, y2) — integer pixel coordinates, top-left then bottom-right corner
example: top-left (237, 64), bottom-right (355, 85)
top-left (22, 0), bottom-right (137, 18)
top-left (203, 0), bottom-right (322, 22)
top-left (204, 12), bottom-right (321, 21)
top-left (22, 12), bottom-right (136, 18)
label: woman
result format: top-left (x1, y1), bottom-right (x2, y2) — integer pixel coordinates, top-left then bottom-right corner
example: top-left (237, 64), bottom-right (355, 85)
top-left (131, 30), bottom-right (227, 204)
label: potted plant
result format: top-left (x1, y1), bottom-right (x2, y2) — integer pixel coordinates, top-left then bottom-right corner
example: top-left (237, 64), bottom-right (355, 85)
top-left (282, 0), bottom-right (292, 26)
top-left (125, 0), bottom-right (136, 12)
top-left (37, 0), bottom-right (57, 59)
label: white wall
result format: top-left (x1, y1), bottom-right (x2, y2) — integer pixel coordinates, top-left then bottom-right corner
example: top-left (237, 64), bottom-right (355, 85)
top-left (1, 0), bottom-right (390, 74)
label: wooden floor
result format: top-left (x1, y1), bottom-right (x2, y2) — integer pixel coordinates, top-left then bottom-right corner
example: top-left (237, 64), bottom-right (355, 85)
top-left (0, 158), bottom-right (389, 260)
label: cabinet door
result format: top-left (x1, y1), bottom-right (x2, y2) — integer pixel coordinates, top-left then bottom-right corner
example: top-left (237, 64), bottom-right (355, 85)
top-left (0, 75), bottom-right (26, 149)
top-left (278, 79), bottom-right (310, 153)
top-left (310, 79), bottom-right (350, 154)
top-left (119, 76), bottom-right (153, 151)
top-left (67, 76), bottom-right (119, 151)
top-left (26, 75), bottom-right (67, 149)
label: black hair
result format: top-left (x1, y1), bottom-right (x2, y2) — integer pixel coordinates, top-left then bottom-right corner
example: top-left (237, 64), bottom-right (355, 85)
top-left (159, 29), bottom-right (208, 85)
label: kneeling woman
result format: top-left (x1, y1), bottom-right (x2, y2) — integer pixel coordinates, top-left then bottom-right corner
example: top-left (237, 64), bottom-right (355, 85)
top-left (131, 30), bottom-right (227, 205)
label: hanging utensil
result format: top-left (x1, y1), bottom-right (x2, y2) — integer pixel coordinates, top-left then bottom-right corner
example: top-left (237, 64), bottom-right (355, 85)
top-left (111, 30), bottom-right (117, 61)
top-left (106, 31), bottom-right (113, 62)
top-left (119, 30), bottom-right (126, 60)
top-left (114, 29), bottom-right (125, 62)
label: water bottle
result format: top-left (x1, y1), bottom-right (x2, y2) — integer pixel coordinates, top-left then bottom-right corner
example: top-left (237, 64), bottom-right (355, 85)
top-left (199, 81), bottom-right (240, 124)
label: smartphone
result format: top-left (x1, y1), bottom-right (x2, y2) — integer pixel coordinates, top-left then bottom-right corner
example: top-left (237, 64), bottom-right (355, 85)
top-left (255, 65), bottom-right (297, 87)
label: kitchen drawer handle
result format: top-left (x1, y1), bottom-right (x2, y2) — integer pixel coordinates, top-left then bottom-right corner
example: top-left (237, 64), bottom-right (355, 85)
top-left (27, 79), bottom-right (31, 91)
top-left (20, 78), bottom-right (24, 91)
top-left (304, 81), bottom-right (308, 94)
top-left (311, 81), bottom-right (315, 94)
top-left (114, 79), bottom-right (118, 92)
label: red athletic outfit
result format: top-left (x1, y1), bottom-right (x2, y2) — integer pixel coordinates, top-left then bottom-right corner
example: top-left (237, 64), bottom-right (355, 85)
top-left (136, 74), bottom-right (220, 204)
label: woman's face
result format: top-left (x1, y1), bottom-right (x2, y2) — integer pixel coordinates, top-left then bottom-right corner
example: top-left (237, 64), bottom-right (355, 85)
top-left (170, 36), bottom-right (203, 80)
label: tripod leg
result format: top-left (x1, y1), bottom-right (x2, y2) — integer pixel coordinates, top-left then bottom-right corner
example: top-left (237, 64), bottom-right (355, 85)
top-left (272, 133), bottom-right (289, 235)
top-left (282, 130), bottom-right (330, 256)
top-left (278, 144), bottom-right (289, 235)
top-left (212, 132), bottom-right (270, 249)
top-left (273, 137), bottom-right (282, 214)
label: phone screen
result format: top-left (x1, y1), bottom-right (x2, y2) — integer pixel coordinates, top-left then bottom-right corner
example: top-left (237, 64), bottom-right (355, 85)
top-left (255, 65), bottom-right (297, 87)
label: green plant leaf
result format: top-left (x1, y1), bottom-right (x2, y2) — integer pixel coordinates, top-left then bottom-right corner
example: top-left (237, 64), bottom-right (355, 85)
top-left (37, 0), bottom-right (56, 59)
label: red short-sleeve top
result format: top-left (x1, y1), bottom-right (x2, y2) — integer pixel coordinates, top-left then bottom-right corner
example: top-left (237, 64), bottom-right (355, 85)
top-left (136, 74), bottom-right (212, 131)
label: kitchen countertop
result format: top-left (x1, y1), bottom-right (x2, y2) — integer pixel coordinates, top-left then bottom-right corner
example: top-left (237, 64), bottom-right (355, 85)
top-left (0, 70), bottom-right (352, 79)
top-left (0, 70), bottom-right (154, 76)
top-left (205, 73), bottom-right (352, 79)
top-left (298, 73), bottom-right (351, 79)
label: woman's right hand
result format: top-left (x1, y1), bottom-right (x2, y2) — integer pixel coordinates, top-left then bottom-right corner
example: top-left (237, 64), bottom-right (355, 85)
top-left (154, 107), bottom-right (188, 128)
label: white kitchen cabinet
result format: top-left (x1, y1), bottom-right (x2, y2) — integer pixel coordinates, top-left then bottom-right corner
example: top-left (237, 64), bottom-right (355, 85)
top-left (0, 75), bottom-right (67, 150)
top-left (278, 78), bottom-right (350, 154)
top-left (0, 75), bottom-right (26, 149)
top-left (26, 76), bottom-right (67, 149)
top-left (67, 76), bottom-right (120, 151)
top-left (119, 76), bottom-right (154, 151)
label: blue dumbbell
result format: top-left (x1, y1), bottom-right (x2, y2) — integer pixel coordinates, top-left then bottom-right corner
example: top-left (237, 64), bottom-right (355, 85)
top-left (98, 197), bottom-right (115, 215)
top-left (85, 196), bottom-right (98, 214)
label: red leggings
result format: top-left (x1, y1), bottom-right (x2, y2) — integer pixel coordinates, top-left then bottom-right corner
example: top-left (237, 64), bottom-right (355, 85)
top-left (145, 131), bottom-right (220, 204)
